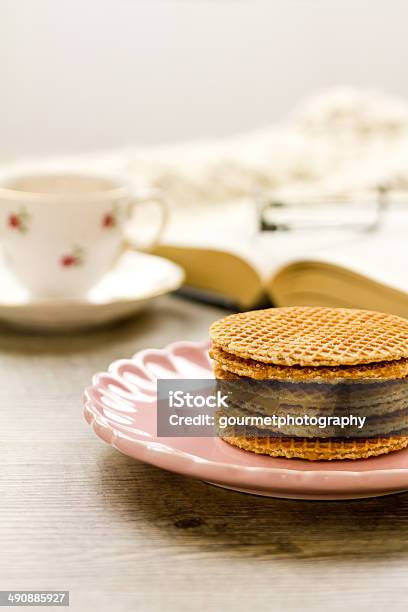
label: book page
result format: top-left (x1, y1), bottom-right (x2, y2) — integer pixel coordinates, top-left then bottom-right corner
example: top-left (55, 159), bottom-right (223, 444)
top-left (159, 200), bottom-right (408, 293)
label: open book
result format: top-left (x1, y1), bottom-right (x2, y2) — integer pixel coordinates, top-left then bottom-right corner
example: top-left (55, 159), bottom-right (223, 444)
top-left (153, 202), bottom-right (408, 316)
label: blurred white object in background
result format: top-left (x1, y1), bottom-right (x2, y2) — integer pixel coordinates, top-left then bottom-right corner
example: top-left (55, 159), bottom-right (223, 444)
top-left (122, 88), bottom-right (408, 206)
top-left (4, 88), bottom-right (408, 211)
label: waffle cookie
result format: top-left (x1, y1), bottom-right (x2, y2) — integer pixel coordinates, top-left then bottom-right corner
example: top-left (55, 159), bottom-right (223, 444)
top-left (214, 364), bottom-right (408, 417)
top-left (210, 306), bottom-right (408, 460)
top-left (220, 434), bottom-right (408, 461)
top-left (210, 307), bottom-right (408, 367)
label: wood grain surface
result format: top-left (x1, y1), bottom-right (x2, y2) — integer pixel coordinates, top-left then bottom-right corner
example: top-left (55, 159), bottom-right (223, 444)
top-left (1, 295), bottom-right (408, 612)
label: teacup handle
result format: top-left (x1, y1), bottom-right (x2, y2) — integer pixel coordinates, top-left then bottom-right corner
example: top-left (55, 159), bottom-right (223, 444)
top-left (126, 187), bottom-right (168, 252)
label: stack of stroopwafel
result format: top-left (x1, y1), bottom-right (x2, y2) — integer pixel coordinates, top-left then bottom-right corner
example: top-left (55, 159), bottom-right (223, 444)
top-left (209, 307), bottom-right (408, 460)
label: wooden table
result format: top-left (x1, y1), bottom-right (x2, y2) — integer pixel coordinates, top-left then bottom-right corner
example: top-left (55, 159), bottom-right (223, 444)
top-left (1, 295), bottom-right (408, 612)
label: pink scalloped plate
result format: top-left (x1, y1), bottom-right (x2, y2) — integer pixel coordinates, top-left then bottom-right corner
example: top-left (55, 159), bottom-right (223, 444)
top-left (84, 340), bottom-right (408, 500)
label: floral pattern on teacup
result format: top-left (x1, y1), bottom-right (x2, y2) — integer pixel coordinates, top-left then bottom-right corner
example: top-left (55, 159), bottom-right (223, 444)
top-left (8, 207), bottom-right (30, 233)
top-left (60, 246), bottom-right (85, 268)
top-left (102, 204), bottom-right (119, 229)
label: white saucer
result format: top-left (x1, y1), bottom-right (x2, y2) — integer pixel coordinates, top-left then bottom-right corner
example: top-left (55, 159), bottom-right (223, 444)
top-left (0, 251), bottom-right (184, 331)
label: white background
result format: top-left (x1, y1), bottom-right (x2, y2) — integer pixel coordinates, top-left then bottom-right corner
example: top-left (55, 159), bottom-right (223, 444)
top-left (2, 0), bottom-right (408, 157)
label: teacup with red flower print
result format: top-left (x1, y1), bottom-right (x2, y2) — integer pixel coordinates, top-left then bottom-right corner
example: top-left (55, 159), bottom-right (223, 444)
top-left (0, 173), bottom-right (167, 298)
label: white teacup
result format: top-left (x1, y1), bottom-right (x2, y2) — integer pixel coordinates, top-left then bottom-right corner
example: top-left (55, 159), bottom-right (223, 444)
top-left (0, 173), bottom-right (168, 298)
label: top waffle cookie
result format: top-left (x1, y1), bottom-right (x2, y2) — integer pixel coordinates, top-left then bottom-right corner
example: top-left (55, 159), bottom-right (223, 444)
top-left (209, 307), bottom-right (408, 367)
